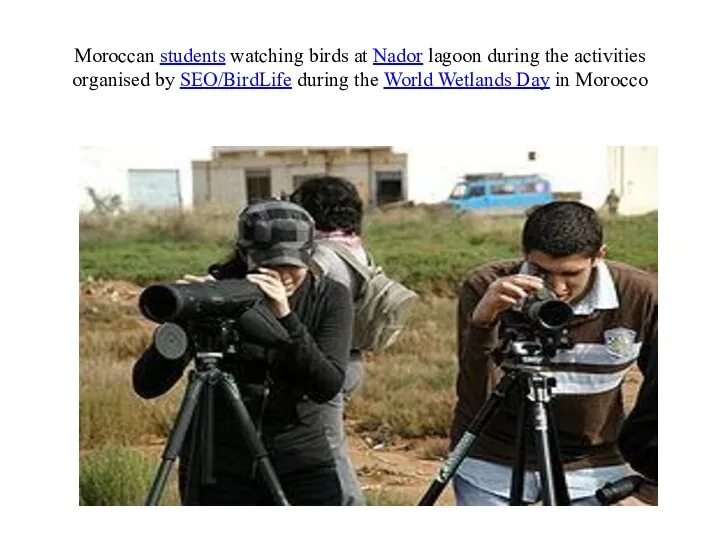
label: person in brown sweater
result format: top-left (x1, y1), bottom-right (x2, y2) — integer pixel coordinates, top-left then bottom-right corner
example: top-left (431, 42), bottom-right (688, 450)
top-left (450, 201), bottom-right (657, 505)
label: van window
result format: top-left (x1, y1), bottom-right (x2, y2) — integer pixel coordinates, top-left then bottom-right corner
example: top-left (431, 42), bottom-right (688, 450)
top-left (491, 183), bottom-right (517, 195)
top-left (469, 184), bottom-right (486, 197)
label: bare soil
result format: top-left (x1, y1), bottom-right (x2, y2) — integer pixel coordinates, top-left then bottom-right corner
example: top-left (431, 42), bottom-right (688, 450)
top-left (347, 432), bottom-right (456, 505)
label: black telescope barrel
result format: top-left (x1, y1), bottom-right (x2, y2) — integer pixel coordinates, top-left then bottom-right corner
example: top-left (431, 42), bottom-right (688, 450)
top-left (138, 279), bottom-right (265, 323)
top-left (139, 284), bottom-right (185, 322)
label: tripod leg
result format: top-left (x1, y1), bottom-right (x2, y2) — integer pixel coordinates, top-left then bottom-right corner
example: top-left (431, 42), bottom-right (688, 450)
top-left (528, 373), bottom-right (571, 506)
top-left (546, 404), bottom-right (571, 506)
top-left (200, 378), bottom-right (216, 485)
top-left (145, 371), bottom-right (207, 506)
top-left (216, 373), bottom-right (291, 506)
top-left (509, 386), bottom-right (529, 506)
top-left (181, 392), bottom-right (204, 505)
top-left (532, 398), bottom-right (558, 505)
top-left (418, 371), bottom-right (520, 506)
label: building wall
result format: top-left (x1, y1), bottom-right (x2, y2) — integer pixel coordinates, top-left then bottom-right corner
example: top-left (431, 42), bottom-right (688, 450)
top-left (79, 146), bottom-right (208, 211)
top-left (212, 161), bottom-right (247, 203)
top-left (607, 146), bottom-right (658, 215)
top-left (192, 161), bottom-right (209, 204)
top-left (192, 147), bottom-right (408, 209)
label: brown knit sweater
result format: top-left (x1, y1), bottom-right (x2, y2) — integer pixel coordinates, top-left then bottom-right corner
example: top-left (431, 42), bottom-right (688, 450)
top-left (450, 259), bottom-right (657, 471)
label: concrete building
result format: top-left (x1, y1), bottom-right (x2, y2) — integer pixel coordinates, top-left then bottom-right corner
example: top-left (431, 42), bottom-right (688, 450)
top-left (191, 146), bottom-right (408, 208)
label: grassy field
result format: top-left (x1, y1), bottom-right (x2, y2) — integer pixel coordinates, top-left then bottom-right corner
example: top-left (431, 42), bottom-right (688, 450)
top-left (80, 204), bottom-right (658, 293)
top-left (78, 204), bottom-right (657, 505)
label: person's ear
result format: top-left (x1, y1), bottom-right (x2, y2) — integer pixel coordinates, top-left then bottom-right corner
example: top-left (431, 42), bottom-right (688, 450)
top-left (594, 245), bottom-right (608, 263)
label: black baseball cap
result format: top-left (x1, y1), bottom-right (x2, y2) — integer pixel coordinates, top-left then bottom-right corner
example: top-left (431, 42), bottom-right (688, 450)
top-left (236, 199), bottom-right (315, 270)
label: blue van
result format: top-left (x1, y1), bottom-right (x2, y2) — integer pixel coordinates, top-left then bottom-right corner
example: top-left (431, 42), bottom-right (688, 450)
top-left (447, 174), bottom-right (554, 214)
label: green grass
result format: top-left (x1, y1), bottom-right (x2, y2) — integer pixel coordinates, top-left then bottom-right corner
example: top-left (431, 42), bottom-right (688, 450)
top-left (80, 206), bottom-right (657, 292)
top-left (80, 445), bottom-right (180, 506)
top-left (80, 240), bottom-right (228, 285)
top-left (601, 213), bottom-right (658, 272)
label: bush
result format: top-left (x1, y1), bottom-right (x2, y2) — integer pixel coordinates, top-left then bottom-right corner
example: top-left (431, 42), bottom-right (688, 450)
top-left (80, 445), bottom-right (179, 505)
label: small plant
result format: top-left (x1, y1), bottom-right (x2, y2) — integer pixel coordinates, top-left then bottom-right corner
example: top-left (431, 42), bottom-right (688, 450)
top-left (80, 445), bottom-right (164, 505)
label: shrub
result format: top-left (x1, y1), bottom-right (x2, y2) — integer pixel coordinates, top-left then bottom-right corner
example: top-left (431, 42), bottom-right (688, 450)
top-left (80, 445), bottom-right (179, 506)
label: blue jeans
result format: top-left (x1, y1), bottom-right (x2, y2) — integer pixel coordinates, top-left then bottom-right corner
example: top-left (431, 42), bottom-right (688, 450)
top-left (322, 359), bottom-right (365, 505)
top-left (453, 457), bottom-right (635, 506)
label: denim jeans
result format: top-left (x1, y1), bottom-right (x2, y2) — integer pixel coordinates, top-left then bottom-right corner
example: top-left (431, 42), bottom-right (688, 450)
top-left (321, 359), bottom-right (366, 505)
top-left (453, 457), bottom-right (635, 506)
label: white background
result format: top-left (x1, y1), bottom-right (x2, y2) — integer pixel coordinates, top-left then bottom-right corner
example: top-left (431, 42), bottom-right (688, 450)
top-left (2, 0), bottom-right (717, 537)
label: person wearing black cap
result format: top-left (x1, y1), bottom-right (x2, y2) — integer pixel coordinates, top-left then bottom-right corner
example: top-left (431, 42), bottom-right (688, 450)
top-left (132, 199), bottom-right (354, 506)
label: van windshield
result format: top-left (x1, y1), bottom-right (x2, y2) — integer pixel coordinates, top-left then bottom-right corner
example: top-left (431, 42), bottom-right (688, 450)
top-left (449, 182), bottom-right (468, 199)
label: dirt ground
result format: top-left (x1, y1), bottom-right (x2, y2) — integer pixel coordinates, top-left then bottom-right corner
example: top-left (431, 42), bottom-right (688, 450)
top-left (347, 432), bottom-right (456, 505)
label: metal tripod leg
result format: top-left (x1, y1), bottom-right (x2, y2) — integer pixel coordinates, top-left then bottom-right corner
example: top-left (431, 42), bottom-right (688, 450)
top-left (418, 371), bottom-right (521, 506)
top-left (528, 373), bottom-right (570, 506)
top-left (145, 370), bottom-right (207, 506)
top-left (509, 383), bottom-right (530, 506)
top-left (216, 373), bottom-right (290, 506)
top-left (546, 401), bottom-right (570, 505)
top-left (199, 378), bottom-right (215, 486)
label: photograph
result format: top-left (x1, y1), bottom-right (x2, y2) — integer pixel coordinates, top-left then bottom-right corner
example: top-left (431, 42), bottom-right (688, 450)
top-left (78, 145), bottom-right (658, 507)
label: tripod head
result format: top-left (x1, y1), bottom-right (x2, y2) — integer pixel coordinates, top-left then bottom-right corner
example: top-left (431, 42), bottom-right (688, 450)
top-left (140, 277), bottom-right (291, 360)
top-left (493, 308), bottom-right (574, 370)
top-left (150, 304), bottom-right (291, 364)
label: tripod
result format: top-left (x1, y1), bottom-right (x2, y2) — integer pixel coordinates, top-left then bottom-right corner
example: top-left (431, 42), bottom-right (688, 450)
top-left (144, 350), bottom-right (290, 506)
top-left (419, 336), bottom-right (571, 506)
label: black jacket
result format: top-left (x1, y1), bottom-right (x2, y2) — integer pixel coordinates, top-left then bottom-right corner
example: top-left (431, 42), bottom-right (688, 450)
top-left (618, 337), bottom-right (658, 482)
top-left (132, 271), bottom-right (354, 483)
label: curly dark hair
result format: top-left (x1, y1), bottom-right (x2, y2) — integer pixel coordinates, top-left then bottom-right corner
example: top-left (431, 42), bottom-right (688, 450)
top-left (522, 201), bottom-right (604, 257)
top-left (290, 176), bottom-right (363, 234)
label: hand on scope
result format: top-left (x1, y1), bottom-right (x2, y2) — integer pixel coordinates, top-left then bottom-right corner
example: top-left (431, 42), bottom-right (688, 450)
top-left (472, 274), bottom-right (545, 326)
top-left (245, 268), bottom-right (291, 319)
top-left (175, 274), bottom-right (216, 284)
